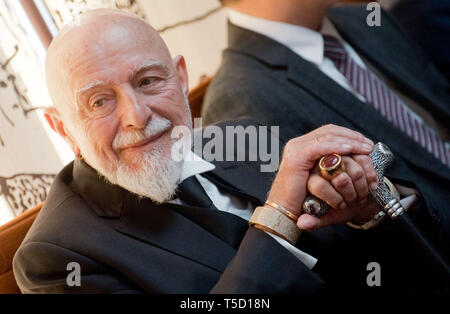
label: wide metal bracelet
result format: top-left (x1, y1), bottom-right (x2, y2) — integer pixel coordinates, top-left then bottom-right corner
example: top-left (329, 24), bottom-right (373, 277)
top-left (249, 206), bottom-right (301, 245)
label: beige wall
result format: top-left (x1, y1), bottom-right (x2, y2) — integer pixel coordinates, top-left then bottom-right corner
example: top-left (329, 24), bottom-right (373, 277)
top-left (146, 1), bottom-right (228, 87)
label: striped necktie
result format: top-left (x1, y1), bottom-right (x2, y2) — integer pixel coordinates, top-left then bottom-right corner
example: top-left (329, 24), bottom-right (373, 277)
top-left (323, 34), bottom-right (449, 168)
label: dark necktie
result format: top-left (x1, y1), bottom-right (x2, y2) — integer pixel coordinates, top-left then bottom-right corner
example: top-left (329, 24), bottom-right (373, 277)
top-left (322, 34), bottom-right (450, 168)
top-left (172, 175), bottom-right (249, 249)
top-left (176, 175), bottom-right (216, 209)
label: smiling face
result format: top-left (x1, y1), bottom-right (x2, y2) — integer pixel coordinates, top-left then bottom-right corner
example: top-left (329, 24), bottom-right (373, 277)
top-left (45, 9), bottom-right (192, 202)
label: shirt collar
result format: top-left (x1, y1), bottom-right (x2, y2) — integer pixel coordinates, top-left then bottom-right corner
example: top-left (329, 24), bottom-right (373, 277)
top-left (228, 9), bottom-right (343, 66)
top-left (179, 150), bottom-right (215, 183)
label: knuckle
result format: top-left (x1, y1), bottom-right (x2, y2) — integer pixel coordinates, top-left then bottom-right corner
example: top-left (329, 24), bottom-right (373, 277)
top-left (285, 138), bottom-right (295, 150)
top-left (352, 168), bottom-right (365, 181)
top-left (322, 124), bottom-right (334, 131)
top-left (333, 175), bottom-right (351, 189)
top-left (283, 141), bottom-right (296, 160)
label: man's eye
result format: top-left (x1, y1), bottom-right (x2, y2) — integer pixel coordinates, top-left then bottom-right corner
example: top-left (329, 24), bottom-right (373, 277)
top-left (139, 77), bottom-right (156, 87)
top-left (92, 99), bottom-right (105, 108)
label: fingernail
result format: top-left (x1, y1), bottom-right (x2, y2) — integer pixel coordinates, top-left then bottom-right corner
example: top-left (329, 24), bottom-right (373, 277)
top-left (363, 143), bottom-right (372, 151)
top-left (359, 198), bottom-right (367, 205)
top-left (339, 202), bottom-right (347, 209)
top-left (371, 182), bottom-right (378, 191)
top-left (365, 138), bottom-right (374, 145)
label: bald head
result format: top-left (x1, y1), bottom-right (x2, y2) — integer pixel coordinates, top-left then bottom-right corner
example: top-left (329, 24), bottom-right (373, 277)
top-left (46, 9), bottom-right (172, 115)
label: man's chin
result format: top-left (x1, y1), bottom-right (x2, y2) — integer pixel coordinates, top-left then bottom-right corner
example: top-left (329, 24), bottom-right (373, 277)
top-left (111, 156), bottom-right (182, 204)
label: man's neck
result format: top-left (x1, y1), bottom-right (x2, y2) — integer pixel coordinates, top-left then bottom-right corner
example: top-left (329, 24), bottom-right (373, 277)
top-left (229, 2), bottom-right (332, 31)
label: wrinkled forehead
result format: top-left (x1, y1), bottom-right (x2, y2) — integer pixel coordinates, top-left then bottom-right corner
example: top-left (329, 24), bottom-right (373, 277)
top-left (58, 18), bottom-right (169, 69)
top-left (46, 13), bottom-right (172, 105)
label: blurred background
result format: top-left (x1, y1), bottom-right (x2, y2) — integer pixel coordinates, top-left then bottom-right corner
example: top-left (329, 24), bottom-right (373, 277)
top-left (0, 0), bottom-right (395, 224)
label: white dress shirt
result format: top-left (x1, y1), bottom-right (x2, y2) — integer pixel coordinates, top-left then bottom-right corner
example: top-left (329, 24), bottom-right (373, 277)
top-left (170, 150), bottom-right (318, 270)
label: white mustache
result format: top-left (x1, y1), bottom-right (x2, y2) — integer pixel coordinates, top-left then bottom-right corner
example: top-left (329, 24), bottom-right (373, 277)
top-left (112, 116), bottom-right (172, 151)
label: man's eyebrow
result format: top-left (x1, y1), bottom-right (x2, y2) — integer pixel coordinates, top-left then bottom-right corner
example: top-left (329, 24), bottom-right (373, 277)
top-left (131, 61), bottom-right (170, 79)
top-left (75, 80), bottom-right (107, 99)
top-left (74, 61), bottom-right (170, 100)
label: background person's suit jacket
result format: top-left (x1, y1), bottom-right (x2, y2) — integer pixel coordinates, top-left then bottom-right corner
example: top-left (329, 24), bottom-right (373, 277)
top-left (390, 0), bottom-right (450, 82)
top-left (13, 119), bottom-right (448, 294)
top-left (202, 5), bottom-right (450, 262)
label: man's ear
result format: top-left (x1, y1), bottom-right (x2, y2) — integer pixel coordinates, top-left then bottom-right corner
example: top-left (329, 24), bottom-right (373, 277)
top-left (173, 55), bottom-right (189, 99)
top-left (44, 107), bottom-right (80, 156)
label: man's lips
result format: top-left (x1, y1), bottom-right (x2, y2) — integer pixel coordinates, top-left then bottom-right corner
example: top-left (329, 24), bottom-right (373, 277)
top-left (119, 128), bottom-right (169, 151)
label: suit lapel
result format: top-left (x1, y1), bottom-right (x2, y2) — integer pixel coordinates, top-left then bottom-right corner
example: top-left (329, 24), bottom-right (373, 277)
top-left (326, 5), bottom-right (450, 123)
top-left (115, 193), bottom-right (237, 273)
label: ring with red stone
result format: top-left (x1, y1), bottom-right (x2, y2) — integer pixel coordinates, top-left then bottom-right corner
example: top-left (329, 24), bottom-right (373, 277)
top-left (319, 153), bottom-right (346, 181)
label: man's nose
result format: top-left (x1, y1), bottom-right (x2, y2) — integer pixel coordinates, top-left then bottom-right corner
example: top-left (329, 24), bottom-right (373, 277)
top-left (118, 85), bottom-right (152, 129)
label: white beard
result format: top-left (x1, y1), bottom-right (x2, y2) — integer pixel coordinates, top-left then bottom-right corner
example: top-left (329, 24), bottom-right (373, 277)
top-left (111, 145), bottom-right (182, 203)
top-left (79, 116), bottom-right (183, 203)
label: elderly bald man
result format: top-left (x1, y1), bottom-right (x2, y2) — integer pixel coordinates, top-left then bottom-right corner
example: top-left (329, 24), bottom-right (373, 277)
top-left (12, 9), bottom-right (434, 294)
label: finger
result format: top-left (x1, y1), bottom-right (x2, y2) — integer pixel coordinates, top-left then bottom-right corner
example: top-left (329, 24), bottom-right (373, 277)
top-left (353, 154), bottom-right (379, 191)
top-left (341, 156), bottom-right (369, 200)
top-left (303, 138), bottom-right (374, 163)
top-left (297, 214), bottom-right (322, 231)
top-left (307, 172), bottom-right (347, 209)
top-left (297, 209), bottom-right (352, 231)
top-left (331, 171), bottom-right (358, 203)
top-left (316, 135), bottom-right (372, 146)
top-left (306, 124), bottom-right (374, 145)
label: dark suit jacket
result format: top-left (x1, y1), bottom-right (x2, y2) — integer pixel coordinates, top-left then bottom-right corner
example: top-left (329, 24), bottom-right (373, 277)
top-left (390, 0), bottom-right (450, 82)
top-left (12, 120), bottom-right (449, 294)
top-left (202, 5), bottom-right (450, 260)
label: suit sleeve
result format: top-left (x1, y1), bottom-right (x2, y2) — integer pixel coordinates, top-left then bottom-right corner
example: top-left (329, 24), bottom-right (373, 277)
top-left (13, 241), bottom-right (143, 294)
top-left (210, 227), bottom-right (325, 294)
